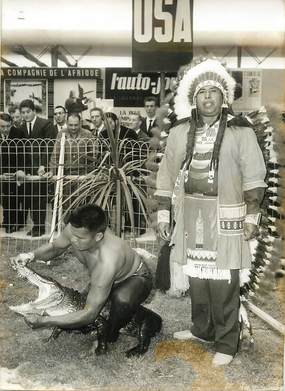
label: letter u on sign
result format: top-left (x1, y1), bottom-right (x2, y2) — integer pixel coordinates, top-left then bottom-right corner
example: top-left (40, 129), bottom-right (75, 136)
top-left (134, 0), bottom-right (153, 43)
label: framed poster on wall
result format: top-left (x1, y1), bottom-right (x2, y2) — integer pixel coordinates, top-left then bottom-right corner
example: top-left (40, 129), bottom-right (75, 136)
top-left (231, 69), bottom-right (262, 112)
top-left (4, 79), bottom-right (48, 117)
top-left (53, 79), bottom-right (97, 121)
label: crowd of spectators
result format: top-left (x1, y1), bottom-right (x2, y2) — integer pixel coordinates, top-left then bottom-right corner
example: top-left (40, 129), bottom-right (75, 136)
top-left (0, 96), bottom-right (159, 237)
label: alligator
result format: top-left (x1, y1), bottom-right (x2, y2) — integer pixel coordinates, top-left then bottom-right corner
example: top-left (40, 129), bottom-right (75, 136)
top-left (9, 260), bottom-right (162, 357)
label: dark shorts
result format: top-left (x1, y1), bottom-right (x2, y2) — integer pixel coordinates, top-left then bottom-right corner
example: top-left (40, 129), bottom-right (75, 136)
top-left (113, 258), bottom-right (153, 286)
top-left (132, 259), bottom-right (153, 282)
top-left (111, 258), bottom-right (153, 303)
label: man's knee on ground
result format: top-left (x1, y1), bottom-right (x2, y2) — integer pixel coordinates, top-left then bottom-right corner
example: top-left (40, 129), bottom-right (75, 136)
top-left (111, 291), bottom-right (134, 315)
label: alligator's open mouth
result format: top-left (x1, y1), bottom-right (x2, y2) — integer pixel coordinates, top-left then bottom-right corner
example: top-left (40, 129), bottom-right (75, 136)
top-left (9, 264), bottom-right (77, 316)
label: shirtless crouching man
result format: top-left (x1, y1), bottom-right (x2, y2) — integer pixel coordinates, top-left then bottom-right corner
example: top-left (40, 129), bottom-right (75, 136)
top-left (12, 204), bottom-right (162, 356)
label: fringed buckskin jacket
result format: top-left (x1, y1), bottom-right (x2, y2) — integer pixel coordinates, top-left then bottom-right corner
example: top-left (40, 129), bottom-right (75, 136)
top-left (155, 119), bottom-right (267, 274)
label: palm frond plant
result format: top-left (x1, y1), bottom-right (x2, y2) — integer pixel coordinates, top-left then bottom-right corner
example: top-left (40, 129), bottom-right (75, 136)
top-left (61, 114), bottom-right (150, 237)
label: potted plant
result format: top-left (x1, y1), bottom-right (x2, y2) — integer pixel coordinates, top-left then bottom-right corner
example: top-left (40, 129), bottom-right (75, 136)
top-left (62, 114), bottom-right (150, 238)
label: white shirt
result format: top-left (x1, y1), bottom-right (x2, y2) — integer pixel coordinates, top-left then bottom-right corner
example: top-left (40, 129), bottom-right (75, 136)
top-left (93, 123), bottom-right (105, 136)
top-left (26, 116), bottom-right (37, 135)
top-left (56, 123), bottom-right (67, 132)
top-left (146, 117), bottom-right (155, 129)
top-left (97, 123), bottom-right (105, 135)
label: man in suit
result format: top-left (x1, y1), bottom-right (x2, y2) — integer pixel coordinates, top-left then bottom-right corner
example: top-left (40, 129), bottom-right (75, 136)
top-left (53, 105), bottom-right (67, 134)
top-left (49, 113), bottom-right (94, 220)
top-left (49, 113), bottom-right (93, 176)
top-left (19, 99), bottom-right (57, 237)
top-left (90, 108), bottom-right (106, 137)
top-left (9, 107), bottom-right (23, 133)
top-left (125, 113), bottom-right (149, 235)
top-left (128, 114), bottom-right (150, 142)
top-left (0, 113), bottom-right (26, 233)
top-left (8, 107), bottom-right (27, 230)
top-left (141, 96), bottom-right (158, 137)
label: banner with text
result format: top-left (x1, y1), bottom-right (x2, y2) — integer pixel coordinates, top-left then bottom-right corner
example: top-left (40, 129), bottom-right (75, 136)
top-left (105, 68), bottom-right (176, 107)
top-left (132, 0), bottom-right (193, 72)
top-left (1, 68), bottom-right (101, 79)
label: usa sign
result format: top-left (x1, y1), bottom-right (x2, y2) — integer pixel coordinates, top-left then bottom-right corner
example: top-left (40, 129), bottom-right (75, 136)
top-left (132, 0), bottom-right (193, 72)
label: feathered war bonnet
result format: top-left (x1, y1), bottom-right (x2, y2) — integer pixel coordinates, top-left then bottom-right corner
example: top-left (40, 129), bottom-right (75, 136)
top-left (174, 58), bottom-right (236, 120)
top-left (174, 58), bottom-right (237, 184)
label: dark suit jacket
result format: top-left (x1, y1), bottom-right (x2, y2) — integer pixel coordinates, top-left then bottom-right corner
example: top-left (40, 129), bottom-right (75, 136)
top-left (136, 129), bottom-right (150, 142)
top-left (9, 125), bottom-right (26, 139)
top-left (7, 126), bottom-right (27, 172)
top-left (20, 117), bottom-right (56, 139)
top-left (141, 117), bottom-right (157, 137)
top-left (100, 126), bottom-right (138, 141)
top-left (0, 126), bottom-right (26, 174)
top-left (0, 140), bottom-right (14, 175)
top-left (92, 126), bottom-right (107, 138)
top-left (52, 124), bottom-right (60, 136)
top-left (20, 117), bottom-right (57, 174)
top-left (99, 126), bottom-right (139, 166)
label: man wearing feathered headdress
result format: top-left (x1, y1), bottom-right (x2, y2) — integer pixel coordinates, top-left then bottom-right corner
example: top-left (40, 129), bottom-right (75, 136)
top-left (155, 58), bottom-right (267, 366)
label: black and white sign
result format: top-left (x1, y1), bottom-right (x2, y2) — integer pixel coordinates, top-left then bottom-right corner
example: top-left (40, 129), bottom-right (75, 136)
top-left (105, 68), bottom-right (176, 107)
top-left (132, 0), bottom-right (193, 72)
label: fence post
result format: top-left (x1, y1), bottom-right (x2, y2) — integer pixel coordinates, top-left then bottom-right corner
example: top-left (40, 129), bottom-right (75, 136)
top-left (50, 132), bottom-right (66, 242)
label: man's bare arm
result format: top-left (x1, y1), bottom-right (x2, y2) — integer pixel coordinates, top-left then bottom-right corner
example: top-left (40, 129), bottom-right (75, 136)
top-left (33, 226), bottom-right (71, 261)
top-left (11, 226), bottom-right (71, 268)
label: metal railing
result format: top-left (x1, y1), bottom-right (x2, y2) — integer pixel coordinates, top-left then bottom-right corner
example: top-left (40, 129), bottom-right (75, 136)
top-left (0, 137), bottom-right (158, 254)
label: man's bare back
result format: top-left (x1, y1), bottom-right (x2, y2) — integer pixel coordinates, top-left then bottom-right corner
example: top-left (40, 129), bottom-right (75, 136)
top-left (68, 227), bottom-right (141, 284)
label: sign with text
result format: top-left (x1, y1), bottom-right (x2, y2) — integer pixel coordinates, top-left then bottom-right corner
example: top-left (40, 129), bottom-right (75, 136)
top-left (132, 0), bottom-right (193, 72)
top-left (0, 67), bottom-right (101, 79)
top-left (231, 69), bottom-right (262, 112)
top-left (105, 68), bottom-right (176, 107)
top-left (112, 107), bottom-right (142, 127)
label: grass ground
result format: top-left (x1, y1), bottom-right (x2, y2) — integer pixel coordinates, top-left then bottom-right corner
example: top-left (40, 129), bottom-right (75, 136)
top-left (0, 238), bottom-right (284, 391)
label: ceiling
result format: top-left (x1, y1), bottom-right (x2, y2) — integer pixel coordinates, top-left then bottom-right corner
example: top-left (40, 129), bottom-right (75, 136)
top-left (2, 0), bottom-right (285, 49)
